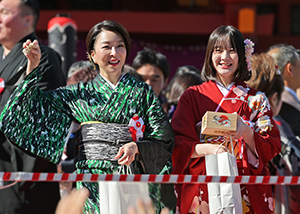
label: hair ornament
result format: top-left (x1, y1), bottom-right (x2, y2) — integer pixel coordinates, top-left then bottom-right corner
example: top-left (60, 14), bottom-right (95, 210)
top-left (244, 39), bottom-right (255, 72)
top-left (86, 52), bottom-right (97, 70)
top-left (275, 65), bottom-right (281, 75)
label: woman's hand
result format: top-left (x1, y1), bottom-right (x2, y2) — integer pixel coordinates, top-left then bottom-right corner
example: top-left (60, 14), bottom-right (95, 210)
top-left (55, 188), bottom-right (89, 214)
top-left (23, 39), bottom-right (41, 75)
top-left (192, 143), bottom-right (231, 158)
top-left (223, 114), bottom-right (245, 141)
top-left (223, 113), bottom-right (255, 154)
top-left (115, 142), bottom-right (139, 166)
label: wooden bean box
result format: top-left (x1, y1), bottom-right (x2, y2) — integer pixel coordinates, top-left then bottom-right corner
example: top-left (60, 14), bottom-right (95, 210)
top-left (201, 111), bottom-right (237, 135)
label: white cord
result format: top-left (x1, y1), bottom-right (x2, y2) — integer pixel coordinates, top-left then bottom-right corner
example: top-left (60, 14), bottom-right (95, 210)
top-left (215, 141), bottom-right (225, 154)
top-left (215, 135), bottom-right (234, 155)
top-left (0, 181), bottom-right (18, 190)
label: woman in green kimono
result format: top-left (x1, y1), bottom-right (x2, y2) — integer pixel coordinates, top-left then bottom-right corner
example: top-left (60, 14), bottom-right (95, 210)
top-left (0, 20), bottom-right (175, 214)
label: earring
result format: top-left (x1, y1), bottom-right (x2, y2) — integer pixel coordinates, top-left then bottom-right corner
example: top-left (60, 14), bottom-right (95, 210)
top-left (86, 52), bottom-right (97, 70)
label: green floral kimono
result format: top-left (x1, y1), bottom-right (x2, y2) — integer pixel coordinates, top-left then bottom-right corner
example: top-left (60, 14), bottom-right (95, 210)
top-left (0, 68), bottom-right (175, 213)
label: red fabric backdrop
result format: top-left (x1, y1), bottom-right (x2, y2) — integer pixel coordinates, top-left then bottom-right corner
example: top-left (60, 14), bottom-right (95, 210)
top-left (75, 38), bottom-right (207, 80)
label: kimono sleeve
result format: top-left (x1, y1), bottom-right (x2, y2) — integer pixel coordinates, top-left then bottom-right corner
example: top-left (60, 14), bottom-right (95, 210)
top-left (171, 89), bottom-right (200, 175)
top-left (247, 92), bottom-right (281, 173)
top-left (0, 68), bottom-right (74, 164)
top-left (135, 89), bottom-right (175, 174)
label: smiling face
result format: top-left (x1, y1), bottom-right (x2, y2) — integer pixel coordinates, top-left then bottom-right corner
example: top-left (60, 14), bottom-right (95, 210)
top-left (212, 40), bottom-right (239, 86)
top-left (0, 0), bottom-right (30, 50)
top-left (91, 30), bottom-right (126, 83)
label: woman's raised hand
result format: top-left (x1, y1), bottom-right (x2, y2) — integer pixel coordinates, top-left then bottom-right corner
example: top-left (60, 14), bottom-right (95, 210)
top-left (23, 39), bottom-right (41, 75)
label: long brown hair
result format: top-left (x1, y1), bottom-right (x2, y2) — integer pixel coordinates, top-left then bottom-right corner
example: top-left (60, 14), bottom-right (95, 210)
top-left (247, 53), bottom-right (284, 99)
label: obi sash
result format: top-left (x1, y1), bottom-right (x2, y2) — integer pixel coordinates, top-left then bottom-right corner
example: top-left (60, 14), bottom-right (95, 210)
top-left (78, 121), bottom-right (132, 161)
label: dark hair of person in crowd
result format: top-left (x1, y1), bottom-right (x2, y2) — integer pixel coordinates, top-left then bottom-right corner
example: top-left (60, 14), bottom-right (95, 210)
top-left (164, 65), bottom-right (201, 100)
top-left (166, 72), bottom-right (203, 120)
top-left (247, 53), bottom-right (284, 99)
top-left (67, 60), bottom-right (99, 85)
top-left (174, 65), bottom-right (200, 77)
top-left (168, 72), bottom-right (203, 104)
top-left (132, 47), bottom-right (170, 81)
top-left (201, 25), bottom-right (250, 83)
top-left (21, 0), bottom-right (40, 29)
top-left (67, 60), bottom-right (94, 78)
top-left (86, 20), bottom-right (131, 70)
top-left (122, 64), bottom-right (144, 82)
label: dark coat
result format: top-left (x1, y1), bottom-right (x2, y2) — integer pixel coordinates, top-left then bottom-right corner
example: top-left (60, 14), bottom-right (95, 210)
top-left (272, 115), bottom-right (300, 214)
top-left (279, 89), bottom-right (300, 138)
top-left (0, 32), bottom-right (66, 214)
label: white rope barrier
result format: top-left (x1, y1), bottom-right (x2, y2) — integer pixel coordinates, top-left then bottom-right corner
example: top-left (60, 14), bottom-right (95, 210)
top-left (0, 172), bottom-right (299, 185)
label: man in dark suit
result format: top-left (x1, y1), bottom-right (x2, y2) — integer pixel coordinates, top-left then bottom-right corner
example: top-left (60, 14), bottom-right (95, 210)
top-left (268, 44), bottom-right (300, 137)
top-left (0, 0), bottom-right (66, 213)
top-left (267, 44), bottom-right (300, 214)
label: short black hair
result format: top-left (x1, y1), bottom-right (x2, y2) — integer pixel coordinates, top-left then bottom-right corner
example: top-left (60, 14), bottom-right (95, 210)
top-left (122, 64), bottom-right (144, 81)
top-left (67, 60), bottom-right (94, 78)
top-left (132, 48), bottom-right (170, 80)
top-left (20, 0), bottom-right (40, 28)
top-left (86, 20), bottom-right (131, 70)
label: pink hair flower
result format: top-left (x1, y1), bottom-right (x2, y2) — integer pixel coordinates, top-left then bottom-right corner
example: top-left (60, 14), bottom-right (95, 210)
top-left (244, 39), bottom-right (255, 71)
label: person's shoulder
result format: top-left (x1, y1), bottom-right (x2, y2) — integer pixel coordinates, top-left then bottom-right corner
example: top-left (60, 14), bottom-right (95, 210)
top-left (187, 80), bottom-right (208, 92)
top-left (247, 86), bottom-right (259, 95)
top-left (240, 81), bottom-right (259, 95)
top-left (123, 73), bottom-right (151, 90)
top-left (247, 86), bottom-right (266, 98)
top-left (38, 44), bottom-right (64, 76)
top-left (39, 44), bottom-right (61, 62)
top-left (36, 43), bottom-right (66, 87)
top-left (179, 82), bottom-right (206, 100)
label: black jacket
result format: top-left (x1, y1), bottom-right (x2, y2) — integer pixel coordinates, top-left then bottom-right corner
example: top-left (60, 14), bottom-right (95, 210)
top-left (0, 32), bottom-right (66, 214)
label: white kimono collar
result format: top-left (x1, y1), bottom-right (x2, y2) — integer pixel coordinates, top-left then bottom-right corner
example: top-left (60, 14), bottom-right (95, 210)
top-left (100, 73), bottom-right (125, 89)
top-left (216, 81), bottom-right (235, 96)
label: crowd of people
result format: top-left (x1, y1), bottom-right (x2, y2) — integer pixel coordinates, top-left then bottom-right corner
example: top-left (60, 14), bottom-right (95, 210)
top-left (0, 0), bottom-right (300, 214)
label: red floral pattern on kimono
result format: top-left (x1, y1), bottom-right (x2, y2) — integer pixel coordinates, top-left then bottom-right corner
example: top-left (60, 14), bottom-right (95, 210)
top-left (171, 81), bottom-right (280, 214)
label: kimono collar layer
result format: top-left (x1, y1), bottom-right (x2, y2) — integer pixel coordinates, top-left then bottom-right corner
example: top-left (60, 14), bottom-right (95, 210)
top-left (99, 72), bottom-right (125, 89)
top-left (203, 81), bottom-right (250, 113)
top-left (216, 81), bottom-right (235, 96)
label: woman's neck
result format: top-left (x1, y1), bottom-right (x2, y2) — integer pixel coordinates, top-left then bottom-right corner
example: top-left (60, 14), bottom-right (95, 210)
top-left (100, 72), bottom-right (122, 85)
top-left (217, 76), bottom-right (232, 87)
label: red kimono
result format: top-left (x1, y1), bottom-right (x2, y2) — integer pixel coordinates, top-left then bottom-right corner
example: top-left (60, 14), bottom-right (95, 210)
top-left (171, 81), bottom-right (281, 214)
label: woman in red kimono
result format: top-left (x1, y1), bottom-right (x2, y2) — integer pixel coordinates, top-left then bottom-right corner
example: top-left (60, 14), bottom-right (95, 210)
top-left (171, 26), bottom-right (281, 214)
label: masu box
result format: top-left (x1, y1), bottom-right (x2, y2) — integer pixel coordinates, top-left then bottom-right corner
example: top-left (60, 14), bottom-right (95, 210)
top-left (201, 111), bottom-right (237, 135)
